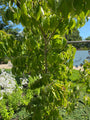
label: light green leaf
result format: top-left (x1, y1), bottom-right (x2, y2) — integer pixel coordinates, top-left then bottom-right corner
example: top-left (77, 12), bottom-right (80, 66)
top-left (21, 3), bottom-right (27, 15)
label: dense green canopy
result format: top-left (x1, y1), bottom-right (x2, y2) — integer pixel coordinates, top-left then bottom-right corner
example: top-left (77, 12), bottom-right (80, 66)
top-left (0, 0), bottom-right (90, 120)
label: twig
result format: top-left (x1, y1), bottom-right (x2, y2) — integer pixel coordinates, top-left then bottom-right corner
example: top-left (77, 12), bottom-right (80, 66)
top-left (48, 18), bottom-right (63, 41)
top-left (39, 24), bottom-right (48, 73)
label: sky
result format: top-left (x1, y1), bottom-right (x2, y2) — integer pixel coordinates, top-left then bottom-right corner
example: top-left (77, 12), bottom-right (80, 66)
top-left (78, 19), bottom-right (90, 40)
top-left (13, 23), bottom-right (24, 32)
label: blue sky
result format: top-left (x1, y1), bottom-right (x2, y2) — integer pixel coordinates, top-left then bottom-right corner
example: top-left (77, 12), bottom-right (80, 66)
top-left (13, 23), bottom-right (24, 32)
top-left (78, 19), bottom-right (90, 39)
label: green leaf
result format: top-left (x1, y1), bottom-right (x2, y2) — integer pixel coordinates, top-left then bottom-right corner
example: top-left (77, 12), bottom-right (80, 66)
top-left (42, 16), bottom-right (50, 30)
top-left (21, 3), bottom-right (27, 15)
top-left (47, 0), bottom-right (55, 11)
top-left (36, 6), bottom-right (41, 20)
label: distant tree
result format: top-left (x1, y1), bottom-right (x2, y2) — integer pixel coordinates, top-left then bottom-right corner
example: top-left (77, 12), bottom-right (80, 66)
top-left (0, 18), bottom-right (23, 64)
top-left (0, 1), bottom-right (22, 37)
top-left (85, 36), bottom-right (90, 40)
top-left (0, 0), bottom-right (23, 64)
top-left (66, 29), bottom-right (82, 41)
top-left (65, 29), bottom-right (82, 49)
top-left (84, 36), bottom-right (90, 49)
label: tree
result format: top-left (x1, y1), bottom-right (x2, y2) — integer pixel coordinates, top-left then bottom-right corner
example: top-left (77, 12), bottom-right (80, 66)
top-left (85, 36), bottom-right (90, 40)
top-left (85, 36), bottom-right (90, 49)
top-left (0, 1), bottom-right (23, 38)
top-left (65, 29), bottom-right (82, 49)
top-left (66, 29), bottom-right (82, 41)
top-left (0, 17), bottom-right (23, 64)
top-left (0, 0), bottom-right (90, 119)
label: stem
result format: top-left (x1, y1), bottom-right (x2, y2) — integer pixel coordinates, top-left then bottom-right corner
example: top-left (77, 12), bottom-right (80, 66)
top-left (48, 18), bottom-right (63, 42)
top-left (39, 25), bottom-right (48, 73)
top-left (48, 26), bottom-right (58, 41)
top-left (39, 19), bottom-right (63, 73)
top-left (44, 37), bottom-right (48, 73)
top-left (39, 24), bottom-right (47, 38)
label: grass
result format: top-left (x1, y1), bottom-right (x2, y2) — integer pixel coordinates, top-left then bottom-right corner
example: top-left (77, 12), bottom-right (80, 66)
top-left (0, 69), bottom-right (11, 74)
top-left (69, 69), bottom-right (80, 81)
top-left (63, 104), bottom-right (90, 120)
top-left (64, 69), bottom-right (90, 120)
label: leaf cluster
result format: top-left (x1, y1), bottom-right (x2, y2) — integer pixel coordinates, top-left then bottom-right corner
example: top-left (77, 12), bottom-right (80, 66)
top-left (0, 0), bottom-right (90, 119)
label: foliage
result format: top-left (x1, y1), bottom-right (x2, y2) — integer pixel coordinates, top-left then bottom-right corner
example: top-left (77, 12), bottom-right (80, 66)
top-left (62, 66), bottom-right (90, 120)
top-left (73, 61), bottom-right (90, 107)
top-left (0, 17), bottom-right (23, 64)
top-left (82, 61), bottom-right (90, 96)
top-left (85, 36), bottom-right (90, 40)
top-left (0, 69), bottom-right (89, 120)
top-left (0, 69), bottom-right (11, 74)
top-left (0, 0), bottom-right (90, 119)
top-left (66, 29), bottom-right (90, 50)
top-left (0, 58), bottom-right (8, 64)
top-left (12, 108), bottom-right (30, 120)
top-left (65, 29), bottom-right (83, 49)
top-left (62, 103), bottom-right (90, 120)
top-left (0, 70), bottom-right (33, 120)
top-left (84, 36), bottom-right (90, 49)
top-left (0, 87), bottom-right (24, 120)
top-left (65, 29), bottom-right (82, 41)
top-left (0, 19), bottom-right (20, 35)
top-left (0, 70), bottom-right (16, 100)
top-left (69, 69), bottom-right (80, 81)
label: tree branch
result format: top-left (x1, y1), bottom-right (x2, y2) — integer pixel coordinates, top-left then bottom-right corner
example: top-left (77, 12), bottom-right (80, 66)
top-left (48, 18), bottom-right (63, 41)
top-left (11, 0), bottom-right (21, 8)
top-left (39, 24), bottom-right (48, 73)
top-left (39, 24), bottom-right (47, 39)
top-left (48, 26), bottom-right (58, 41)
